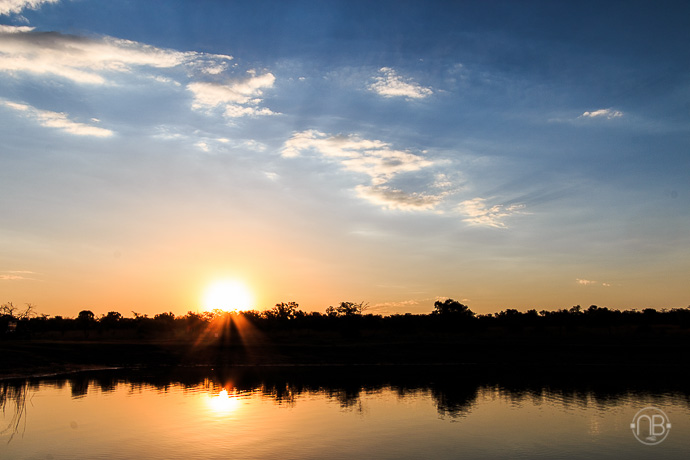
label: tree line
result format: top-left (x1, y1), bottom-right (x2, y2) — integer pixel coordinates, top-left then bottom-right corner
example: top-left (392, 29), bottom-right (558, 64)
top-left (2, 299), bottom-right (690, 339)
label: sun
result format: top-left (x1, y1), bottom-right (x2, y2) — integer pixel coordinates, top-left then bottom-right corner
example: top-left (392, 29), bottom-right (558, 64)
top-left (202, 280), bottom-right (254, 312)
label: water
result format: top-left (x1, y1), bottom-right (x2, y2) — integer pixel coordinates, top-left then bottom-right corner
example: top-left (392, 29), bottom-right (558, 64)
top-left (2, 366), bottom-right (689, 459)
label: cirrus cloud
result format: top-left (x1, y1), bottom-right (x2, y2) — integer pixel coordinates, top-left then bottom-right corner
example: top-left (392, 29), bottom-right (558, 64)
top-left (0, 26), bottom-right (279, 129)
top-left (187, 70), bottom-right (277, 118)
top-left (1, 99), bottom-right (114, 137)
top-left (457, 197), bottom-right (526, 228)
top-left (576, 278), bottom-right (612, 287)
top-left (0, 28), bottom-right (233, 85)
top-left (355, 185), bottom-right (444, 211)
top-left (369, 67), bottom-right (433, 99)
top-left (0, 0), bottom-right (58, 16)
top-left (0, 24), bottom-right (34, 33)
top-left (282, 129), bottom-right (433, 185)
top-left (0, 270), bottom-right (36, 280)
top-left (580, 108), bottom-right (623, 119)
top-left (282, 130), bottom-right (450, 211)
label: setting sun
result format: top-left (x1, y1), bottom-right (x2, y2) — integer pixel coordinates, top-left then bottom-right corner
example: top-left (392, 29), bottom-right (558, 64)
top-left (202, 280), bottom-right (254, 312)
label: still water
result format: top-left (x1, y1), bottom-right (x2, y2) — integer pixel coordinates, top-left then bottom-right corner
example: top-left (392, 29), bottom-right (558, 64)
top-left (2, 366), bottom-right (689, 459)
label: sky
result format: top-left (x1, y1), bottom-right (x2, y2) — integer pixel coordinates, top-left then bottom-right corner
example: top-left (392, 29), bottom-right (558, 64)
top-left (1, 0), bottom-right (689, 317)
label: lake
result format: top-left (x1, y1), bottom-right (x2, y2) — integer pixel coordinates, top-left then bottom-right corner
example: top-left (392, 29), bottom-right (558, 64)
top-left (2, 366), bottom-right (689, 459)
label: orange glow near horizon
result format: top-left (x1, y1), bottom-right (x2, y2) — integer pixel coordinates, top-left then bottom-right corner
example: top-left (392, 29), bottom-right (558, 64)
top-left (202, 280), bottom-right (254, 312)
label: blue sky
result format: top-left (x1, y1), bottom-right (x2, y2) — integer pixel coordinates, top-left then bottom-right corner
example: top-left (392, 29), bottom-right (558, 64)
top-left (1, 0), bottom-right (689, 316)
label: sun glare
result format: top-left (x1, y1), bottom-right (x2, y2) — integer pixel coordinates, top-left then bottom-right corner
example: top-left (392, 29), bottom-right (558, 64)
top-left (207, 388), bottom-right (241, 413)
top-left (203, 280), bottom-right (254, 312)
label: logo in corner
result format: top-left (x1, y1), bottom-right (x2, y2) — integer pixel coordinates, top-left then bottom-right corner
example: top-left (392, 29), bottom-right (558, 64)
top-left (631, 406), bottom-right (671, 445)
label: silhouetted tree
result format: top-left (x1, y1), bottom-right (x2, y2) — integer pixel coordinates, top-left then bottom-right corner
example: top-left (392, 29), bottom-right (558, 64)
top-left (525, 309), bottom-right (539, 319)
top-left (76, 309), bottom-right (96, 337)
top-left (240, 309), bottom-right (262, 321)
top-left (326, 301), bottom-right (368, 317)
top-left (104, 311), bottom-right (122, 320)
top-left (154, 312), bottom-right (176, 322)
top-left (100, 311), bottom-right (122, 327)
top-left (433, 299), bottom-right (474, 318)
top-left (270, 302), bottom-right (301, 320)
top-left (77, 310), bottom-right (95, 323)
top-left (1, 302), bottom-right (35, 320)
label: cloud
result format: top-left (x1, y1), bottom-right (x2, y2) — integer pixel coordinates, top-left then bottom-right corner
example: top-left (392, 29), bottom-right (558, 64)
top-left (0, 25), bottom-right (34, 33)
top-left (282, 130), bottom-right (433, 185)
top-left (0, 28), bottom-right (233, 85)
top-left (576, 279), bottom-right (612, 287)
top-left (0, 0), bottom-right (58, 15)
top-left (372, 299), bottom-right (419, 308)
top-left (0, 270), bottom-right (35, 280)
top-left (355, 185), bottom-right (443, 211)
top-left (433, 173), bottom-right (453, 189)
top-left (580, 108), bottom-right (623, 119)
top-left (369, 67), bottom-right (432, 99)
top-left (576, 278), bottom-right (596, 285)
top-left (0, 27), bottom-right (276, 123)
top-left (282, 130), bottom-right (444, 211)
top-left (457, 197), bottom-right (525, 228)
top-left (281, 130), bottom-right (465, 213)
top-left (370, 299), bottom-right (421, 314)
top-left (187, 71), bottom-right (277, 118)
top-left (195, 141), bottom-right (210, 152)
top-left (241, 139), bottom-right (267, 151)
top-left (2, 99), bottom-right (114, 137)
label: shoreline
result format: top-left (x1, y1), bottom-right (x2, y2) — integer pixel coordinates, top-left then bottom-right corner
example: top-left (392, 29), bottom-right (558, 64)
top-left (3, 335), bottom-right (690, 381)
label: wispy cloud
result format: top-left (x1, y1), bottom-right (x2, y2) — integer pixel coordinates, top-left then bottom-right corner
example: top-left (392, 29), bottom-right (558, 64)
top-left (457, 197), bottom-right (525, 228)
top-left (0, 24), bottom-right (34, 33)
top-left (576, 278), bottom-right (596, 285)
top-left (0, 0), bottom-right (58, 16)
top-left (372, 299), bottom-right (419, 309)
top-left (0, 270), bottom-right (35, 280)
top-left (0, 28), bottom-right (232, 85)
top-left (355, 185), bottom-right (443, 211)
top-left (369, 67), bottom-right (432, 99)
top-left (282, 130), bottom-right (433, 185)
top-left (282, 130), bottom-right (447, 211)
top-left (195, 141), bottom-right (210, 152)
top-left (580, 108), bottom-right (623, 119)
top-left (1, 99), bottom-right (114, 137)
top-left (576, 278), bottom-right (612, 287)
top-left (0, 27), bottom-right (279, 126)
top-left (370, 299), bottom-right (421, 314)
top-left (187, 70), bottom-right (277, 118)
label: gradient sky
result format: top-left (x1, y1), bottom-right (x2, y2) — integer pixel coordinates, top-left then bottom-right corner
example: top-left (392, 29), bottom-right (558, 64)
top-left (1, 0), bottom-right (689, 317)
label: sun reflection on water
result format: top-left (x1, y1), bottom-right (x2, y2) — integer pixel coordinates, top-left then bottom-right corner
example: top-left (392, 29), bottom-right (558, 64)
top-left (207, 388), bottom-right (242, 414)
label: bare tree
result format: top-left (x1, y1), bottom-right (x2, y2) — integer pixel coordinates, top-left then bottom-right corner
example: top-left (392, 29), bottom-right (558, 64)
top-left (0, 302), bottom-right (36, 320)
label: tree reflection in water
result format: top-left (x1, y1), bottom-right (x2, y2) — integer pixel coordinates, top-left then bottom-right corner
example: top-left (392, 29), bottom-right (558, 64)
top-left (32, 366), bottom-right (690, 413)
top-left (3, 363), bottom-right (690, 443)
top-left (1, 381), bottom-right (31, 443)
